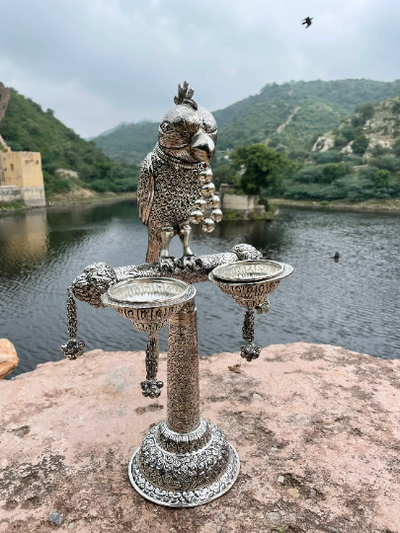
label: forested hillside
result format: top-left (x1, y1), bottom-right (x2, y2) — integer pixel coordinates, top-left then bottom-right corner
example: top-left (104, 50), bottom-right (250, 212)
top-left (217, 93), bottom-right (400, 204)
top-left (93, 121), bottom-right (158, 165)
top-left (93, 79), bottom-right (400, 164)
top-left (279, 93), bottom-right (400, 202)
top-left (0, 89), bottom-right (139, 195)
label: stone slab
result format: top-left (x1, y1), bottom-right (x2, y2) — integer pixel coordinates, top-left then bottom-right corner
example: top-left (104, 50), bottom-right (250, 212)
top-left (0, 343), bottom-right (399, 533)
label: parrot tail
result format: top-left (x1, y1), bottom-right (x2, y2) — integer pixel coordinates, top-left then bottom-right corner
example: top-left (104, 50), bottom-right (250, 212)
top-left (146, 230), bottom-right (162, 263)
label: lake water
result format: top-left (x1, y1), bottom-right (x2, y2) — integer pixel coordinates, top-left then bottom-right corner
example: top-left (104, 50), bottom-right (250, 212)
top-left (1, 200), bottom-right (399, 378)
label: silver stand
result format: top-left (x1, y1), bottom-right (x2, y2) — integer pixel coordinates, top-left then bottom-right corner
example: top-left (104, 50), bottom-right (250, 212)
top-left (128, 299), bottom-right (240, 507)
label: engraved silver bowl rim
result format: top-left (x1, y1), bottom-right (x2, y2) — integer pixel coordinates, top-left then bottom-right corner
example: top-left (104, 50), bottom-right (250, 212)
top-left (208, 261), bottom-right (293, 288)
top-left (101, 277), bottom-right (196, 310)
top-left (211, 259), bottom-right (284, 283)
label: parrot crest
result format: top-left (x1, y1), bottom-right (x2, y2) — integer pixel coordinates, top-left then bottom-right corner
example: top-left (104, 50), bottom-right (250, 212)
top-left (174, 81), bottom-right (198, 110)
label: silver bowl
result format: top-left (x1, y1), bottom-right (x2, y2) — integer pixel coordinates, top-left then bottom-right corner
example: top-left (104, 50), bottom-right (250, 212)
top-left (101, 277), bottom-right (195, 332)
top-left (209, 261), bottom-right (293, 309)
top-left (212, 260), bottom-right (283, 283)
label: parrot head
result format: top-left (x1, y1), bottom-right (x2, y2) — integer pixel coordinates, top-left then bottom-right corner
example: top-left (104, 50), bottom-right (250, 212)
top-left (157, 81), bottom-right (217, 165)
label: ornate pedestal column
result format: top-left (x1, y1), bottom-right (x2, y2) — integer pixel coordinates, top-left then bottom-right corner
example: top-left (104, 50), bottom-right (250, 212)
top-left (128, 298), bottom-right (240, 507)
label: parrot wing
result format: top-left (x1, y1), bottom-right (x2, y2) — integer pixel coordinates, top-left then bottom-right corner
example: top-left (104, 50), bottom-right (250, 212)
top-left (137, 152), bottom-right (155, 226)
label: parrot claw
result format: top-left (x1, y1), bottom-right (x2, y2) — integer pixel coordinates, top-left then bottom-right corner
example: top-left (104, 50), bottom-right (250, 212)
top-left (180, 254), bottom-right (202, 271)
top-left (159, 256), bottom-right (176, 272)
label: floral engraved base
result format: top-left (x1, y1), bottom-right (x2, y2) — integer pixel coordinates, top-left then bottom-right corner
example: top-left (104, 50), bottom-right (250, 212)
top-left (128, 418), bottom-right (240, 507)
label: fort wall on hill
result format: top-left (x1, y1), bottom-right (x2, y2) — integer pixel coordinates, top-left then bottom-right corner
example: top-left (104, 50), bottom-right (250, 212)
top-left (0, 146), bottom-right (46, 207)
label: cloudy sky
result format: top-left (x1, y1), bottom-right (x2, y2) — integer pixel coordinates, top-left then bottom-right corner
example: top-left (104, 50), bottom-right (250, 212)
top-left (1, 0), bottom-right (399, 138)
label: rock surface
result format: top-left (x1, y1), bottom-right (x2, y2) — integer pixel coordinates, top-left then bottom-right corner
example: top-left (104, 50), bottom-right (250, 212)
top-left (0, 342), bottom-right (399, 533)
top-left (0, 339), bottom-right (18, 379)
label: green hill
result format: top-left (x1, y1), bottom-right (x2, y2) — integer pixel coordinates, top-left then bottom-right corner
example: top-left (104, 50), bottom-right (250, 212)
top-left (277, 93), bottom-right (400, 202)
top-left (93, 79), bottom-right (400, 165)
top-left (94, 121), bottom-right (159, 165)
top-left (0, 89), bottom-right (139, 196)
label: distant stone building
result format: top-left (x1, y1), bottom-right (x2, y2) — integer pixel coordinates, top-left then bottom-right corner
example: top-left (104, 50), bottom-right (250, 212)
top-left (0, 135), bottom-right (46, 207)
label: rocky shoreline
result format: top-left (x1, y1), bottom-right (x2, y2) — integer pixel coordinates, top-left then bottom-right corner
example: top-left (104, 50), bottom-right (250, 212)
top-left (269, 197), bottom-right (400, 213)
top-left (1, 342), bottom-right (399, 532)
top-left (0, 191), bottom-right (137, 215)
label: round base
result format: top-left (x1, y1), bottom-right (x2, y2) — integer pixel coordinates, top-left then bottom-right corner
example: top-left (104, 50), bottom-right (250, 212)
top-left (128, 419), bottom-right (240, 508)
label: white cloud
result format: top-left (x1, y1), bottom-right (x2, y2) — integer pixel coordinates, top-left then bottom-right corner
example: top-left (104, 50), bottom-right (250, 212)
top-left (0, 0), bottom-right (399, 137)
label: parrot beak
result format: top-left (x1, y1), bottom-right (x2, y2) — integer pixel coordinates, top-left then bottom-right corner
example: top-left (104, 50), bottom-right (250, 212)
top-left (190, 130), bottom-right (215, 164)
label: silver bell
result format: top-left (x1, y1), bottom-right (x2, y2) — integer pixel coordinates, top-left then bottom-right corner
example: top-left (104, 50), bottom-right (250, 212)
top-left (201, 218), bottom-right (215, 233)
top-left (189, 210), bottom-right (204, 224)
top-left (194, 198), bottom-right (207, 211)
top-left (199, 168), bottom-right (213, 184)
top-left (202, 183), bottom-right (215, 198)
top-left (207, 194), bottom-right (220, 209)
top-left (211, 208), bottom-right (223, 223)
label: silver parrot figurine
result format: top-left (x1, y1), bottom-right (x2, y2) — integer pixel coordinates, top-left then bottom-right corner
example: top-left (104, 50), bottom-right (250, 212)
top-left (137, 81), bottom-right (222, 269)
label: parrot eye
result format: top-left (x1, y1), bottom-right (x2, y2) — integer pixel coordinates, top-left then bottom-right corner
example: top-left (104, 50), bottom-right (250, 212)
top-left (203, 122), bottom-right (217, 134)
top-left (160, 121), bottom-right (172, 133)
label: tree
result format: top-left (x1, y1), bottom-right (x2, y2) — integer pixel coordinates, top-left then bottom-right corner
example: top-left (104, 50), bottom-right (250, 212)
top-left (352, 135), bottom-right (369, 155)
top-left (230, 144), bottom-right (293, 195)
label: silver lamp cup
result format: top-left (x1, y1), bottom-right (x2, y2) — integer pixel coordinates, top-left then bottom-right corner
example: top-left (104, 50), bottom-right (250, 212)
top-left (209, 261), bottom-right (293, 361)
top-left (101, 277), bottom-right (195, 398)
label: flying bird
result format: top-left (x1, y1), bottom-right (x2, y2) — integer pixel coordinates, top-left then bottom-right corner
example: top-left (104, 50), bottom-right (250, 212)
top-left (137, 81), bottom-right (218, 269)
top-left (302, 17), bottom-right (313, 28)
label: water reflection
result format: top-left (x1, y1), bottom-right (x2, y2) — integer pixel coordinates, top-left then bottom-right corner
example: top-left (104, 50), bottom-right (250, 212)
top-left (0, 209), bottom-right (49, 270)
top-left (0, 200), bottom-right (399, 379)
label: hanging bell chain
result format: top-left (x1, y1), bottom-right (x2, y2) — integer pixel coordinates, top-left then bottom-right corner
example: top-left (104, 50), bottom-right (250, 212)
top-left (141, 332), bottom-right (164, 399)
top-left (61, 287), bottom-right (85, 360)
top-left (240, 309), bottom-right (261, 362)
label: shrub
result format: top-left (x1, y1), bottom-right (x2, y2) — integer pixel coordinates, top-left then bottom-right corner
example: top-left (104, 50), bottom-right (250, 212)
top-left (288, 150), bottom-right (308, 161)
top-left (89, 179), bottom-right (113, 193)
top-left (352, 135), bottom-right (369, 155)
top-left (334, 136), bottom-right (348, 149)
top-left (347, 181), bottom-right (376, 201)
top-left (358, 165), bottom-right (379, 180)
top-left (340, 126), bottom-right (358, 142)
top-left (342, 154), bottom-right (363, 165)
top-left (312, 150), bottom-right (342, 164)
top-left (355, 102), bottom-right (375, 121)
top-left (372, 156), bottom-right (400, 171)
top-left (293, 166), bottom-right (322, 183)
top-left (321, 163), bottom-right (347, 183)
top-left (351, 115), bottom-right (363, 128)
top-left (371, 144), bottom-right (390, 157)
top-left (282, 181), bottom-right (345, 201)
top-left (374, 169), bottom-right (391, 188)
top-left (43, 170), bottom-right (71, 194)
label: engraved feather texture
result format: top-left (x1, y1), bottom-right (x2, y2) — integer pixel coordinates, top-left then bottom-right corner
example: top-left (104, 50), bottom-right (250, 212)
top-left (137, 82), bottom-right (218, 263)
